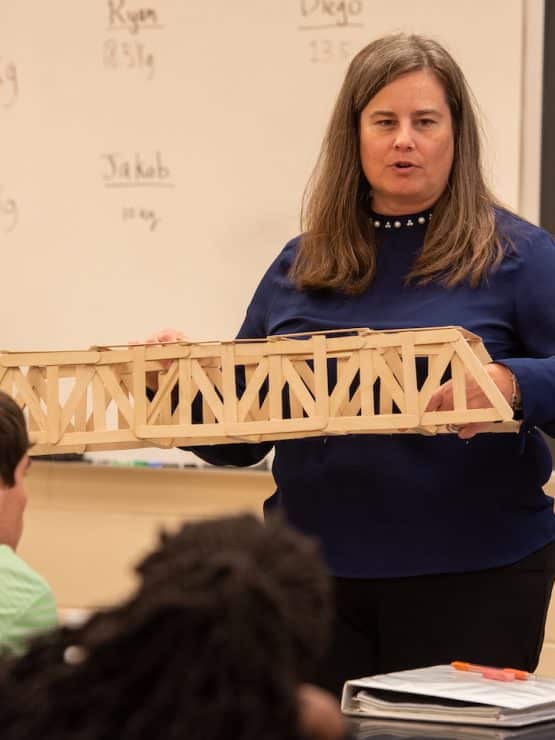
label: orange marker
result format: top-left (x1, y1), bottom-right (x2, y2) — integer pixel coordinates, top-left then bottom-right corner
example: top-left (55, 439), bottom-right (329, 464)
top-left (503, 668), bottom-right (532, 680)
top-left (451, 661), bottom-right (532, 681)
top-left (481, 668), bottom-right (515, 681)
top-left (451, 661), bottom-right (484, 674)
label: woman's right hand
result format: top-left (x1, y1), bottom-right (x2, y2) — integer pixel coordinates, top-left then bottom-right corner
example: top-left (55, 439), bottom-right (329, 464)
top-left (130, 328), bottom-right (187, 391)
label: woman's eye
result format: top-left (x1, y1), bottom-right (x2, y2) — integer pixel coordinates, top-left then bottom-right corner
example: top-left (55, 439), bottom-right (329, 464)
top-left (417, 118), bottom-right (435, 127)
top-left (376, 119), bottom-right (395, 127)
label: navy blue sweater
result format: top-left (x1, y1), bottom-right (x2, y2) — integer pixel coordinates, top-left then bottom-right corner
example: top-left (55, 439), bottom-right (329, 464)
top-left (192, 209), bottom-right (555, 578)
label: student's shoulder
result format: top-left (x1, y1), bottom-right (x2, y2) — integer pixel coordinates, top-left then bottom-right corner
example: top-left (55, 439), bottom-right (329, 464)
top-left (0, 545), bottom-right (53, 599)
top-left (0, 546), bottom-right (57, 656)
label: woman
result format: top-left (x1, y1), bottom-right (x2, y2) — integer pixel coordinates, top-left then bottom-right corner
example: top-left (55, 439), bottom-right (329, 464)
top-left (152, 34), bottom-right (555, 693)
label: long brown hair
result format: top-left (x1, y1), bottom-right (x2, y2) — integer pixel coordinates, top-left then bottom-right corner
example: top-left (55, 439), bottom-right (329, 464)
top-left (291, 33), bottom-right (505, 293)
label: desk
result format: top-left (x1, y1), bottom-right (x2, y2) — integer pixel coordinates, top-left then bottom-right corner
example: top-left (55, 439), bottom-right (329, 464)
top-left (349, 717), bottom-right (555, 739)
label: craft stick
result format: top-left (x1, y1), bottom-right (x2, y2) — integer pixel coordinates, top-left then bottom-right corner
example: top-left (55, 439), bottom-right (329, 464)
top-left (242, 363), bottom-right (257, 420)
top-left (466, 336), bottom-right (492, 364)
top-left (453, 338), bottom-right (513, 419)
top-left (421, 408), bottom-right (505, 425)
top-left (324, 414), bottom-right (419, 432)
top-left (408, 328), bottom-right (460, 345)
top-left (341, 387), bottom-right (362, 417)
top-left (0, 351), bottom-right (100, 368)
top-left (23, 369), bottom-right (41, 434)
top-left (373, 351), bottom-right (406, 413)
top-left (137, 415), bottom-right (328, 440)
top-left (192, 361), bottom-right (224, 422)
top-left (204, 366), bottom-right (224, 399)
top-left (400, 336), bottom-right (419, 418)
top-left (44, 366), bottom-right (60, 443)
top-left (94, 349), bottom-right (134, 365)
top-left (418, 343), bottom-right (455, 414)
top-left (254, 394), bottom-right (270, 422)
top-left (29, 442), bottom-right (86, 455)
top-left (177, 358), bottom-right (193, 426)
top-left (286, 369), bottom-right (304, 419)
top-left (451, 353), bottom-right (467, 410)
top-left (60, 366), bottom-right (96, 433)
top-left (0, 368), bottom-right (13, 395)
top-left (143, 344), bottom-right (192, 362)
top-left (291, 359), bottom-right (316, 394)
top-left (383, 347), bottom-right (403, 384)
top-left (218, 343), bottom-right (237, 428)
top-left (268, 355), bottom-right (283, 420)
top-left (312, 334), bottom-right (329, 418)
top-left (92, 372), bottom-right (107, 432)
top-left (116, 379), bottom-right (130, 430)
top-left (237, 358), bottom-right (269, 422)
top-left (146, 363), bottom-right (179, 424)
top-left (74, 371), bottom-right (89, 433)
top-left (282, 357), bottom-right (316, 417)
top-left (330, 353), bottom-right (360, 416)
top-left (60, 429), bottom-right (140, 445)
top-left (27, 366), bottom-right (47, 399)
top-left (96, 366), bottom-right (135, 427)
top-left (360, 349), bottom-right (375, 417)
top-left (132, 346), bottom-right (147, 433)
top-left (12, 370), bottom-right (46, 431)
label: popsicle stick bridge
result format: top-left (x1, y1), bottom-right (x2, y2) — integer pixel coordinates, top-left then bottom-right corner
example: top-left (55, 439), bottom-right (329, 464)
top-left (0, 327), bottom-right (518, 455)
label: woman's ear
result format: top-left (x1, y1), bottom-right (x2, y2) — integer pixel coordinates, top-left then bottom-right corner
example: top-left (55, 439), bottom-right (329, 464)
top-left (297, 683), bottom-right (347, 740)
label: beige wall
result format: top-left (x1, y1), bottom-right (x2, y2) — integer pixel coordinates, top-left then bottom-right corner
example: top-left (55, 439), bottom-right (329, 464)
top-left (519, 0), bottom-right (545, 224)
top-left (20, 462), bottom-right (272, 610)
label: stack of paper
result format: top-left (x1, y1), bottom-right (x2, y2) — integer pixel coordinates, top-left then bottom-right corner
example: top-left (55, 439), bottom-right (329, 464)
top-left (350, 717), bottom-right (555, 739)
top-left (341, 665), bottom-right (555, 728)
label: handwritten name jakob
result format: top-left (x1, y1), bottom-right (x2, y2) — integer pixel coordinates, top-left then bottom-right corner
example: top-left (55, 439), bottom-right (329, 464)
top-left (101, 151), bottom-right (171, 186)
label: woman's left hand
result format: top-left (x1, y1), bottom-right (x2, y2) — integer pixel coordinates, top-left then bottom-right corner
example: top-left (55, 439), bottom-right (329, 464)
top-left (425, 363), bottom-right (517, 439)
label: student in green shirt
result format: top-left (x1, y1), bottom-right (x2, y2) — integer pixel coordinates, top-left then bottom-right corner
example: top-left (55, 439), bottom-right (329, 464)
top-left (0, 391), bottom-right (57, 656)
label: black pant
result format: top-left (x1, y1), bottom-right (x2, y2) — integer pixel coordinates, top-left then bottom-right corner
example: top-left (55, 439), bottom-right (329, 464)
top-left (318, 543), bottom-right (555, 696)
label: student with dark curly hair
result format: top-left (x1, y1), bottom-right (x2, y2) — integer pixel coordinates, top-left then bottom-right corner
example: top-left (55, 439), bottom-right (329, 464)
top-left (0, 514), bottom-right (348, 740)
top-left (0, 390), bottom-right (57, 656)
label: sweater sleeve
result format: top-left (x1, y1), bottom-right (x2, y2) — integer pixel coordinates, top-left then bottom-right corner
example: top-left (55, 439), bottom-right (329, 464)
top-left (497, 228), bottom-right (555, 437)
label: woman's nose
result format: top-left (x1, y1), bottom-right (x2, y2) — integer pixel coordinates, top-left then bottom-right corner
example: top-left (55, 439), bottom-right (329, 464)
top-left (393, 125), bottom-right (415, 150)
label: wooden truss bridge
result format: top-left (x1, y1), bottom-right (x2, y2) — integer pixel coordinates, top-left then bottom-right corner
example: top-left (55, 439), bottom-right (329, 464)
top-left (0, 327), bottom-right (518, 455)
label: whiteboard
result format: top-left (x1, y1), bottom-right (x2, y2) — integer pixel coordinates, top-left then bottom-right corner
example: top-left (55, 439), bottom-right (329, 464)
top-left (0, 0), bottom-right (524, 463)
